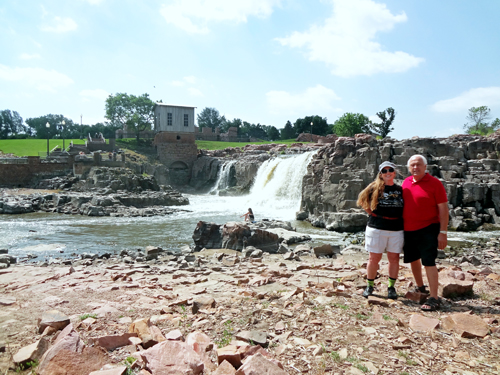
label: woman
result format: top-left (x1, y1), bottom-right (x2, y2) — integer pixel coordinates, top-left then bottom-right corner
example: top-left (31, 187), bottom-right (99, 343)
top-left (240, 208), bottom-right (255, 222)
top-left (356, 161), bottom-right (404, 300)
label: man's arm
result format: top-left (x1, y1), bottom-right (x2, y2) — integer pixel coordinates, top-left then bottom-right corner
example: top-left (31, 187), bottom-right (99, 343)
top-left (437, 202), bottom-right (449, 250)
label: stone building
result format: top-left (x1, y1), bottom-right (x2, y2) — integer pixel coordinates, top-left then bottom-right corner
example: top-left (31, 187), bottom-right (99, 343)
top-left (153, 104), bottom-right (198, 186)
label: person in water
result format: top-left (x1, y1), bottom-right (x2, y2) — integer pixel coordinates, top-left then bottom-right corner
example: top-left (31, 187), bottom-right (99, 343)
top-left (357, 161), bottom-right (404, 300)
top-left (240, 208), bottom-right (255, 222)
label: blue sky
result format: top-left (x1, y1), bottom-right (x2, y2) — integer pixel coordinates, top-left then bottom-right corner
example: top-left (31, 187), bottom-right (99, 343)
top-left (1, 0), bottom-right (500, 140)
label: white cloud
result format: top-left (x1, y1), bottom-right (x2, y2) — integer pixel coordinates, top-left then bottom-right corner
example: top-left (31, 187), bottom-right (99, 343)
top-left (41, 16), bottom-right (77, 33)
top-left (83, 0), bottom-right (105, 5)
top-left (431, 87), bottom-right (500, 113)
top-left (0, 64), bottom-right (73, 92)
top-left (276, 0), bottom-right (423, 77)
top-left (160, 0), bottom-right (281, 34)
top-left (188, 88), bottom-right (204, 97)
top-left (266, 84), bottom-right (341, 115)
top-left (172, 80), bottom-right (185, 87)
top-left (184, 75), bottom-right (197, 84)
top-left (19, 53), bottom-right (41, 60)
top-left (80, 89), bottom-right (110, 101)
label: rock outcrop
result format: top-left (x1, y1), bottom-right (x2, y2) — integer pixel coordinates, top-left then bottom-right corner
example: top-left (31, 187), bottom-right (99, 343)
top-left (300, 133), bottom-right (500, 232)
top-left (192, 220), bottom-right (309, 252)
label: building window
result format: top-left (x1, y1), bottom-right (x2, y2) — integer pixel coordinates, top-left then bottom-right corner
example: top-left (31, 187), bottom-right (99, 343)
top-left (184, 114), bottom-right (188, 127)
top-left (167, 113), bottom-right (172, 126)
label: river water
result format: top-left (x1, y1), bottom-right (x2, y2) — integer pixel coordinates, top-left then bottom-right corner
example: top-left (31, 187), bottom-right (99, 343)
top-left (1, 152), bottom-right (498, 261)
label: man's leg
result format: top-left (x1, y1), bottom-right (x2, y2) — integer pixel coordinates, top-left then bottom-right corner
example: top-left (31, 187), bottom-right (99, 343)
top-left (424, 265), bottom-right (439, 299)
top-left (410, 259), bottom-right (424, 287)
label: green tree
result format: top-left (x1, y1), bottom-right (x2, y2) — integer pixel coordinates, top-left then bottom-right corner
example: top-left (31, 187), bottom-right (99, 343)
top-left (463, 106), bottom-right (500, 135)
top-left (263, 125), bottom-right (280, 141)
top-left (333, 113), bottom-right (372, 137)
top-left (197, 107), bottom-right (226, 130)
top-left (25, 114), bottom-right (73, 139)
top-left (105, 93), bottom-right (155, 141)
top-left (0, 110), bottom-right (25, 139)
top-left (221, 118), bottom-right (241, 133)
top-left (293, 115), bottom-right (329, 137)
top-left (371, 107), bottom-right (396, 138)
top-left (280, 121), bottom-right (295, 140)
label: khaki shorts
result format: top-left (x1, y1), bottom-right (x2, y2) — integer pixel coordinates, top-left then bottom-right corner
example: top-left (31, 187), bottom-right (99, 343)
top-left (365, 226), bottom-right (404, 254)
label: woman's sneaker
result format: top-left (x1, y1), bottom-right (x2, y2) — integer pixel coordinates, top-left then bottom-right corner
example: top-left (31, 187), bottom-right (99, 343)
top-left (362, 286), bottom-right (374, 298)
top-left (387, 287), bottom-right (398, 300)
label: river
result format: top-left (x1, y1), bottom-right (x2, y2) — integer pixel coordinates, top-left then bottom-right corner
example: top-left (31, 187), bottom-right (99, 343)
top-left (1, 152), bottom-right (498, 261)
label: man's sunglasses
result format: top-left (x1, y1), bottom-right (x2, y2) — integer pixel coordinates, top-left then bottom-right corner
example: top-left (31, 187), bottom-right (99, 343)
top-left (381, 168), bottom-right (394, 174)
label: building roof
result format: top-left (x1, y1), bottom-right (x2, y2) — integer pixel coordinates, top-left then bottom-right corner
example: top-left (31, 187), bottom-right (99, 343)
top-left (154, 103), bottom-right (197, 109)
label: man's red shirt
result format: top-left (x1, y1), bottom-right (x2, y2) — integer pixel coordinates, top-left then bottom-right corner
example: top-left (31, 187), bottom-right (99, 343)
top-left (402, 173), bottom-right (448, 231)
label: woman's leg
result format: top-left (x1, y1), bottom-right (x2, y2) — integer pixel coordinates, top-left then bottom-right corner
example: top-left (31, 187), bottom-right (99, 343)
top-left (367, 252), bottom-right (382, 280)
top-left (387, 252), bottom-right (400, 280)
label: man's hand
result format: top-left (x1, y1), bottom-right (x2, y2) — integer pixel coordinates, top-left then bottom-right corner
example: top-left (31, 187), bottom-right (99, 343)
top-left (438, 233), bottom-right (447, 250)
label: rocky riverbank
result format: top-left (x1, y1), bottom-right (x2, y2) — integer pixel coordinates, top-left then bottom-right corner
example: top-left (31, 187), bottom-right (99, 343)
top-left (0, 167), bottom-right (189, 217)
top-left (1, 241), bottom-right (500, 375)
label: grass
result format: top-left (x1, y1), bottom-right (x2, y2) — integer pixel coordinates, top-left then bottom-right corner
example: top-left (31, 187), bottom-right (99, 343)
top-left (215, 320), bottom-right (234, 348)
top-left (79, 313), bottom-right (98, 320)
top-left (196, 139), bottom-right (307, 150)
top-left (0, 138), bottom-right (310, 157)
top-left (398, 350), bottom-right (418, 366)
top-left (333, 303), bottom-right (350, 310)
top-left (0, 138), bottom-right (86, 156)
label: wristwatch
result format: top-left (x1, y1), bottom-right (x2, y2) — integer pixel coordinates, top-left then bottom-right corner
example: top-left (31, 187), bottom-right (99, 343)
top-left (440, 230), bottom-right (447, 234)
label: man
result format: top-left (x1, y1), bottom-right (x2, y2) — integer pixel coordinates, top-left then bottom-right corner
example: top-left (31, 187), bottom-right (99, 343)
top-left (402, 155), bottom-right (449, 311)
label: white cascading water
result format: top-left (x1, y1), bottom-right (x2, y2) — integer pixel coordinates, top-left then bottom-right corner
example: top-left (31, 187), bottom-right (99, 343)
top-left (210, 159), bottom-right (237, 193)
top-left (244, 151), bottom-right (316, 219)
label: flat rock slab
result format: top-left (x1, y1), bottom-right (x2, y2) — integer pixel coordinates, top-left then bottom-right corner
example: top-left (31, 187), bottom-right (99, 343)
top-left (89, 366), bottom-right (127, 375)
top-left (38, 310), bottom-right (70, 333)
top-left (409, 314), bottom-right (440, 332)
top-left (235, 331), bottom-right (267, 346)
top-left (92, 333), bottom-right (138, 351)
top-left (0, 297), bottom-right (16, 306)
top-left (442, 313), bottom-right (490, 338)
top-left (235, 353), bottom-right (287, 375)
top-left (13, 338), bottom-right (49, 365)
top-left (138, 340), bottom-right (204, 375)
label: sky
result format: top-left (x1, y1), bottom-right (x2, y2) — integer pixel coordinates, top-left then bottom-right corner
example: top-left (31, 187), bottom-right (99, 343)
top-left (1, 0), bottom-right (500, 140)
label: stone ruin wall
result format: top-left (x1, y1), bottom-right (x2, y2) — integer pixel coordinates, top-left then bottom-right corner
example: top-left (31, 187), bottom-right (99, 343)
top-left (300, 133), bottom-right (500, 232)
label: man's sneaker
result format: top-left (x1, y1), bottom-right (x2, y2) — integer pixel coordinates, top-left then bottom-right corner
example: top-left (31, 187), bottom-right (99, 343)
top-left (388, 287), bottom-right (398, 300)
top-left (362, 286), bottom-right (374, 298)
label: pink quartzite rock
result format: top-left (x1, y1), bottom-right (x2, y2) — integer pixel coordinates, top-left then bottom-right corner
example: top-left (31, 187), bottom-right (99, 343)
top-left (442, 313), bottom-right (490, 338)
top-left (192, 296), bottom-right (216, 314)
top-left (138, 340), bottom-right (204, 375)
top-left (217, 345), bottom-right (242, 368)
top-left (38, 310), bottom-right (70, 334)
top-left (93, 333), bottom-right (138, 351)
top-left (409, 314), bottom-right (440, 332)
top-left (13, 338), bottom-right (49, 366)
top-left (235, 353), bottom-right (287, 375)
top-left (404, 291), bottom-right (428, 304)
top-left (165, 329), bottom-right (184, 341)
top-left (88, 366), bottom-right (127, 375)
top-left (214, 360), bottom-right (237, 375)
top-left (438, 271), bottom-right (474, 298)
top-left (186, 331), bottom-right (213, 355)
top-left (37, 324), bottom-right (109, 375)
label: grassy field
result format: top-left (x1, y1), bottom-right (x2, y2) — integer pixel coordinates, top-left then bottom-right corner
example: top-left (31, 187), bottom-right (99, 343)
top-left (0, 138), bottom-right (306, 157)
top-left (0, 139), bottom-right (86, 156)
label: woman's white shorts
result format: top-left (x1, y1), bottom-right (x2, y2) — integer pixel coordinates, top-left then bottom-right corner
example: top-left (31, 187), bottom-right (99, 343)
top-left (365, 226), bottom-right (404, 254)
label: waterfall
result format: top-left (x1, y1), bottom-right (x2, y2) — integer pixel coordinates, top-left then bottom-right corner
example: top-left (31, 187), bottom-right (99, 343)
top-left (244, 151), bottom-right (316, 219)
top-left (210, 159), bottom-right (237, 194)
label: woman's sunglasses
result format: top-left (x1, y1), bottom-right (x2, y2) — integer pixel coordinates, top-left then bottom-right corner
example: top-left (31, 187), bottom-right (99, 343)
top-left (381, 168), bottom-right (394, 174)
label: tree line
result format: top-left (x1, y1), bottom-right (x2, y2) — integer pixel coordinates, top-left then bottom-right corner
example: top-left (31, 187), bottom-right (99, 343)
top-left (2, 90), bottom-right (497, 141)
